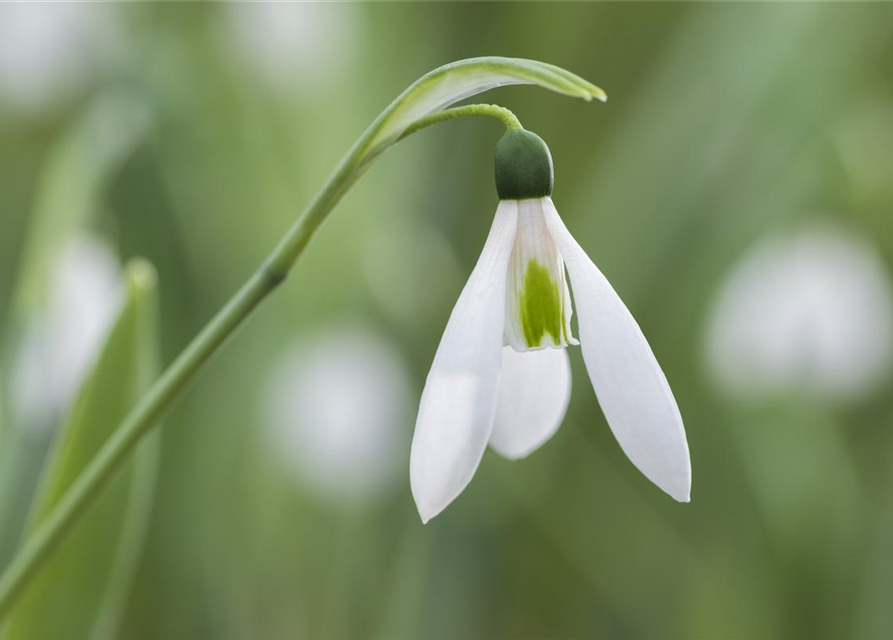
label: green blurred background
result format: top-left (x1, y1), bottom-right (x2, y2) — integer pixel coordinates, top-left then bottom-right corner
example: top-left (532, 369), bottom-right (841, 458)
top-left (2, 3), bottom-right (893, 639)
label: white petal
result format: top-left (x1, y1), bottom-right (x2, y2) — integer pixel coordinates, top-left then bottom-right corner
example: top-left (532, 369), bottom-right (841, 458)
top-left (410, 201), bottom-right (518, 523)
top-left (490, 346), bottom-right (571, 460)
top-left (543, 199), bottom-right (691, 502)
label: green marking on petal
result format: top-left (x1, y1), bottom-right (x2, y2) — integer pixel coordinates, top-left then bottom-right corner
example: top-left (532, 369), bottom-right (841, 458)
top-left (519, 260), bottom-right (564, 348)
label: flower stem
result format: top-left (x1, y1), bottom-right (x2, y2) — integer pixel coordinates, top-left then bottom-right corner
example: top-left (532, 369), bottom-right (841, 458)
top-left (0, 103), bottom-right (519, 621)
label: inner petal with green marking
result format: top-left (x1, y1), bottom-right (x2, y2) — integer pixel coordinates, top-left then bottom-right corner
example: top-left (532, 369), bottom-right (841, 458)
top-left (504, 198), bottom-right (577, 351)
top-left (519, 260), bottom-right (564, 347)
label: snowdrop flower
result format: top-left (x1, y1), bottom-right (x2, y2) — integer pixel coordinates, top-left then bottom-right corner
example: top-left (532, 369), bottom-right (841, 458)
top-left (410, 129), bottom-right (691, 522)
top-left (264, 328), bottom-right (412, 504)
top-left (11, 234), bottom-right (122, 430)
top-left (705, 223), bottom-right (893, 403)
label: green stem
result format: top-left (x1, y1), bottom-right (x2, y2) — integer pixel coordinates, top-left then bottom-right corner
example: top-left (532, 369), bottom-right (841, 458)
top-left (0, 104), bottom-right (520, 621)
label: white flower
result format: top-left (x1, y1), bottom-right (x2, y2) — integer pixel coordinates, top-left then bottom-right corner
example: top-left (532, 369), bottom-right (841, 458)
top-left (263, 328), bottom-right (413, 504)
top-left (11, 234), bottom-right (122, 430)
top-left (410, 130), bottom-right (691, 523)
top-left (705, 223), bottom-right (893, 402)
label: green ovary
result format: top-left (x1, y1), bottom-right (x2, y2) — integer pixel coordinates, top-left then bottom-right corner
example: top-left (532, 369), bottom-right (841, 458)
top-left (519, 260), bottom-right (564, 347)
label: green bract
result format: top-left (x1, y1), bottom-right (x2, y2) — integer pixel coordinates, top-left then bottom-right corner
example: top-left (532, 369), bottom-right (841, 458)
top-left (357, 57), bottom-right (605, 168)
top-left (494, 129), bottom-right (554, 200)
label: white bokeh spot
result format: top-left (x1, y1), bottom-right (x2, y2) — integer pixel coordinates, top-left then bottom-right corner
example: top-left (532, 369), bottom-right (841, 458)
top-left (706, 222), bottom-right (893, 402)
top-left (12, 234), bottom-right (123, 429)
top-left (0, 3), bottom-right (120, 113)
top-left (263, 327), bottom-right (413, 504)
top-left (223, 2), bottom-right (359, 93)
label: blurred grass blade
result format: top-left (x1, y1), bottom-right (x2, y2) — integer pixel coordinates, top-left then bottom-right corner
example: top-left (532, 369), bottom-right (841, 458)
top-left (364, 57), bottom-right (605, 161)
top-left (10, 92), bottom-right (151, 324)
top-left (0, 93), bottom-right (149, 544)
top-left (0, 372), bottom-right (4, 449)
top-left (1, 259), bottom-right (160, 640)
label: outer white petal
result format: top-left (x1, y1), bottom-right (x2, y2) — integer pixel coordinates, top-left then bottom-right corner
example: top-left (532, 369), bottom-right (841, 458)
top-left (410, 202), bottom-right (518, 523)
top-left (543, 199), bottom-right (691, 502)
top-left (490, 346), bottom-right (571, 460)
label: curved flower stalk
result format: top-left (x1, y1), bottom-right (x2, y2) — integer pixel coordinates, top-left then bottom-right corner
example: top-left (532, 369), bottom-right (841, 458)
top-left (411, 129), bottom-right (691, 523)
top-left (0, 57), bottom-right (604, 620)
top-left (265, 57), bottom-right (606, 275)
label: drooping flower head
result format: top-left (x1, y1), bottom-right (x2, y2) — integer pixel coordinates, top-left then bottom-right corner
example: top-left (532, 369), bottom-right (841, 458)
top-left (410, 128), bottom-right (691, 522)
